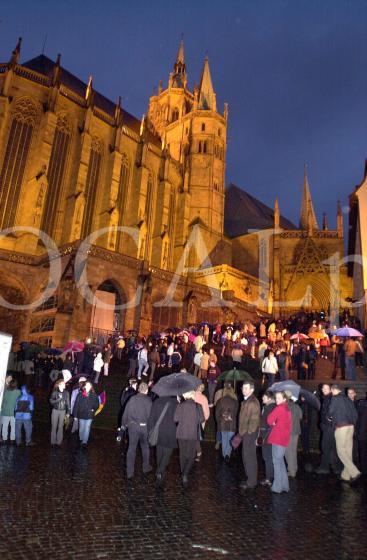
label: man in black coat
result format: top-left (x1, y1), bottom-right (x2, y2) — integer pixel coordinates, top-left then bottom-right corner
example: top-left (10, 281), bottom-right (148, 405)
top-left (357, 396), bottom-right (367, 474)
top-left (122, 382), bottom-right (152, 479)
top-left (147, 396), bottom-right (178, 483)
top-left (315, 383), bottom-right (341, 475)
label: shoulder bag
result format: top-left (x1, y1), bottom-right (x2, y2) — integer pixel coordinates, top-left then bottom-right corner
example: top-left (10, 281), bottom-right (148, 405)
top-left (148, 402), bottom-right (170, 447)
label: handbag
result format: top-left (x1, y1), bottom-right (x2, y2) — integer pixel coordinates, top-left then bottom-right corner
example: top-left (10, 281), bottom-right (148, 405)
top-left (231, 433), bottom-right (242, 450)
top-left (148, 402), bottom-right (169, 447)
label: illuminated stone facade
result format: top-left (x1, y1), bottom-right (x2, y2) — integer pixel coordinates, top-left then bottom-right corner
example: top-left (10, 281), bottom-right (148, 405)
top-left (0, 39), bottom-right (352, 346)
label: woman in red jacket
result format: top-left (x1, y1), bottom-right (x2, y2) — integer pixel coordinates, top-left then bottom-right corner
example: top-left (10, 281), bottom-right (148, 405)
top-left (267, 391), bottom-right (292, 493)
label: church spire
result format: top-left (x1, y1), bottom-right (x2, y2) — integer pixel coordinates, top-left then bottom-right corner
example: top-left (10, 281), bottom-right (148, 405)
top-left (198, 56), bottom-right (216, 111)
top-left (337, 200), bottom-right (343, 238)
top-left (171, 37), bottom-right (187, 88)
top-left (9, 37), bottom-right (22, 66)
top-left (299, 164), bottom-right (319, 231)
top-left (274, 197), bottom-right (280, 229)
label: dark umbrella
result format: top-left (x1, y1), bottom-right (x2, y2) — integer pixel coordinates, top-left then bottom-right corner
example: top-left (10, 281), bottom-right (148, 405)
top-left (218, 369), bottom-right (254, 383)
top-left (299, 389), bottom-right (321, 410)
top-left (152, 372), bottom-right (201, 397)
top-left (44, 348), bottom-right (63, 356)
top-left (268, 380), bottom-right (301, 399)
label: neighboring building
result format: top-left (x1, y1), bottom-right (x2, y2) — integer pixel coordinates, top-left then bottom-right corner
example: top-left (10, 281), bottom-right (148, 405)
top-left (348, 161), bottom-right (367, 329)
top-left (0, 39), bottom-right (352, 346)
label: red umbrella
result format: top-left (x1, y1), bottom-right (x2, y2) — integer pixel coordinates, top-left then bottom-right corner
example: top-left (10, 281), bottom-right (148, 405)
top-left (290, 333), bottom-right (309, 341)
top-left (63, 340), bottom-right (85, 353)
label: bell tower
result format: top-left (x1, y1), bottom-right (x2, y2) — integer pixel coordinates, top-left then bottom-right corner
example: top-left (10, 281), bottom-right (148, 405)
top-left (147, 43), bottom-right (228, 268)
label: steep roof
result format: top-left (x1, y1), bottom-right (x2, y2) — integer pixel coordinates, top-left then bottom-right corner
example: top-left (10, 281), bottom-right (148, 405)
top-left (198, 57), bottom-right (215, 110)
top-left (21, 55), bottom-right (161, 146)
top-left (299, 166), bottom-right (319, 230)
top-left (224, 183), bottom-right (296, 238)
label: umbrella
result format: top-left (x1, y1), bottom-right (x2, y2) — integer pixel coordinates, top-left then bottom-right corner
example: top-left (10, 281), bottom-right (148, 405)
top-left (332, 327), bottom-right (363, 338)
top-left (95, 391), bottom-right (106, 416)
top-left (218, 369), bottom-right (254, 383)
top-left (44, 347), bottom-right (63, 355)
top-left (290, 333), bottom-right (309, 340)
top-left (63, 340), bottom-right (85, 353)
top-left (308, 331), bottom-right (325, 340)
top-left (152, 372), bottom-right (201, 397)
top-left (269, 380), bottom-right (301, 399)
top-left (299, 389), bottom-right (321, 410)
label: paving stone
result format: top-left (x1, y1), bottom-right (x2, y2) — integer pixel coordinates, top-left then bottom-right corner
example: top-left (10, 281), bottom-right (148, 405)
top-left (0, 426), bottom-right (367, 560)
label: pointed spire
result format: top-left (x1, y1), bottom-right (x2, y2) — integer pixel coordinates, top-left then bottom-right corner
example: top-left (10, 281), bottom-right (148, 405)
top-left (52, 53), bottom-right (61, 86)
top-left (176, 36), bottom-right (185, 65)
top-left (274, 198), bottom-right (280, 229)
top-left (198, 56), bottom-right (216, 111)
top-left (85, 75), bottom-right (93, 103)
top-left (299, 164), bottom-right (319, 230)
top-left (114, 96), bottom-right (122, 125)
top-left (337, 200), bottom-right (343, 238)
top-left (322, 212), bottom-right (329, 231)
top-left (140, 114), bottom-right (146, 137)
top-left (170, 36), bottom-right (187, 89)
top-left (10, 37), bottom-right (22, 66)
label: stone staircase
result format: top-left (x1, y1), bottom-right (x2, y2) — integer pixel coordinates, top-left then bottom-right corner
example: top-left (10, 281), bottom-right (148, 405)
top-left (14, 354), bottom-right (367, 452)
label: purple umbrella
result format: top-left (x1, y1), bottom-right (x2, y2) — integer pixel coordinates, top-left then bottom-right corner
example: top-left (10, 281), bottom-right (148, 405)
top-left (332, 327), bottom-right (363, 337)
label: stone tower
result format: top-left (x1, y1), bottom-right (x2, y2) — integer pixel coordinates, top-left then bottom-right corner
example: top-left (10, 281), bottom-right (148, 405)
top-left (148, 40), bottom-right (228, 269)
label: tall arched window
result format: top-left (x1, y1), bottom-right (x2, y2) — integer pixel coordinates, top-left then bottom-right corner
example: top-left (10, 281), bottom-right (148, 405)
top-left (115, 154), bottom-right (130, 251)
top-left (0, 98), bottom-right (38, 229)
top-left (171, 108), bottom-right (179, 122)
top-left (117, 154), bottom-right (129, 220)
top-left (145, 174), bottom-right (153, 226)
top-left (41, 115), bottom-right (71, 237)
top-left (82, 137), bottom-right (102, 237)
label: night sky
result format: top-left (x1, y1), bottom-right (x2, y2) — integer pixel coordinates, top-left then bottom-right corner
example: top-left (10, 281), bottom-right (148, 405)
top-left (1, 0), bottom-right (366, 228)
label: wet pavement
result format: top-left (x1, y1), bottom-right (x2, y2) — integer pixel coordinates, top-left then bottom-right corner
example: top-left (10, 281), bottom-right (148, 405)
top-left (0, 427), bottom-right (366, 560)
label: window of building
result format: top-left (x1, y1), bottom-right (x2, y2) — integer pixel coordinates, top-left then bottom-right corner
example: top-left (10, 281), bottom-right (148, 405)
top-left (218, 128), bottom-right (221, 137)
top-left (41, 115), bottom-right (70, 237)
top-left (82, 138), bottom-right (102, 237)
top-left (201, 123), bottom-right (205, 132)
top-left (203, 141), bottom-right (207, 154)
top-left (171, 108), bottom-right (179, 122)
top-left (34, 295), bottom-right (58, 312)
top-left (0, 98), bottom-right (37, 229)
top-left (30, 316), bottom-right (55, 333)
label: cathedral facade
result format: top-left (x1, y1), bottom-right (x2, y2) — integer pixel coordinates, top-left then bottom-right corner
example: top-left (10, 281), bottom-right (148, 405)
top-left (0, 39), bottom-right (352, 346)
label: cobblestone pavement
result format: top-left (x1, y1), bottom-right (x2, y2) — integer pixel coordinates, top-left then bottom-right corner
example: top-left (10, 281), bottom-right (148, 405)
top-left (0, 426), bottom-right (366, 560)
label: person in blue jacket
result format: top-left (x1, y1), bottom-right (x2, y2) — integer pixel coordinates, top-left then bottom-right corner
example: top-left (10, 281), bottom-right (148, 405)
top-left (15, 385), bottom-right (35, 446)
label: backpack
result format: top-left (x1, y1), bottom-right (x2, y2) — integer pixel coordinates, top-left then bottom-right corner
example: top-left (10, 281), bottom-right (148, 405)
top-left (221, 406), bottom-right (233, 423)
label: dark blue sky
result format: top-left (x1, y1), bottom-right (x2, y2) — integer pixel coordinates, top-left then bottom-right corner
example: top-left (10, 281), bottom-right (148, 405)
top-left (1, 0), bottom-right (366, 227)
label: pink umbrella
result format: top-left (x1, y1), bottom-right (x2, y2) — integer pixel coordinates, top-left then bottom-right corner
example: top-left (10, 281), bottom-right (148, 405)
top-left (63, 340), bottom-right (85, 353)
top-left (290, 333), bottom-right (309, 340)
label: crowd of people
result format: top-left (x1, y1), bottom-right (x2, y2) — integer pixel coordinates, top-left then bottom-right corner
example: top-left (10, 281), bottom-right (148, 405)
top-left (1, 310), bottom-right (366, 492)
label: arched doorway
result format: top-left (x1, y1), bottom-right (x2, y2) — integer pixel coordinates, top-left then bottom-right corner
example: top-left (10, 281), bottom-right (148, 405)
top-left (90, 280), bottom-right (126, 340)
top-left (284, 275), bottom-right (331, 316)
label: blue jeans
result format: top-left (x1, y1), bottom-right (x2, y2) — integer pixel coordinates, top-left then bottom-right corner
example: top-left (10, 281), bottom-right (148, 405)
top-left (266, 373), bottom-right (275, 387)
top-left (15, 419), bottom-right (33, 444)
top-left (137, 359), bottom-right (149, 379)
top-left (345, 356), bottom-right (356, 381)
top-left (79, 419), bottom-right (93, 444)
top-left (271, 444), bottom-right (289, 493)
top-left (221, 431), bottom-right (235, 458)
